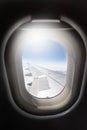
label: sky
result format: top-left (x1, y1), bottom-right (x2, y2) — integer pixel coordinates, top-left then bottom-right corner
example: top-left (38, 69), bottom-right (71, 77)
top-left (22, 39), bottom-right (68, 71)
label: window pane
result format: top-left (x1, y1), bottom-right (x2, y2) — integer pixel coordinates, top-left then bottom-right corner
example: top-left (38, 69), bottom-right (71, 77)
top-left (22, 38), bottom-right (68, 98)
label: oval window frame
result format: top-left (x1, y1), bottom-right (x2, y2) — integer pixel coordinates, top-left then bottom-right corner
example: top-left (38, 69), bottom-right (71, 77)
top-left (1, 16), bottom-right (87, 119)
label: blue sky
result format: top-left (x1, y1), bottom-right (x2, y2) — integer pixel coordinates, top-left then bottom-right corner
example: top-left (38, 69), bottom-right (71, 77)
top-left (22, 39), bottom-right (67, 64)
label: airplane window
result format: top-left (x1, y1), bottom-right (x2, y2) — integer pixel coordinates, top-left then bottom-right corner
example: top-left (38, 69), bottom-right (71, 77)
top-left (2, 17), bottom-right (86, 116)
top-left (22, 36), bottom-right (68, 98)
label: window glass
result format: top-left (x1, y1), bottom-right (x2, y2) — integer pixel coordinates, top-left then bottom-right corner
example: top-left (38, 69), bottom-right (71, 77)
top-left (22, 38), bottom-right (68, 98)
